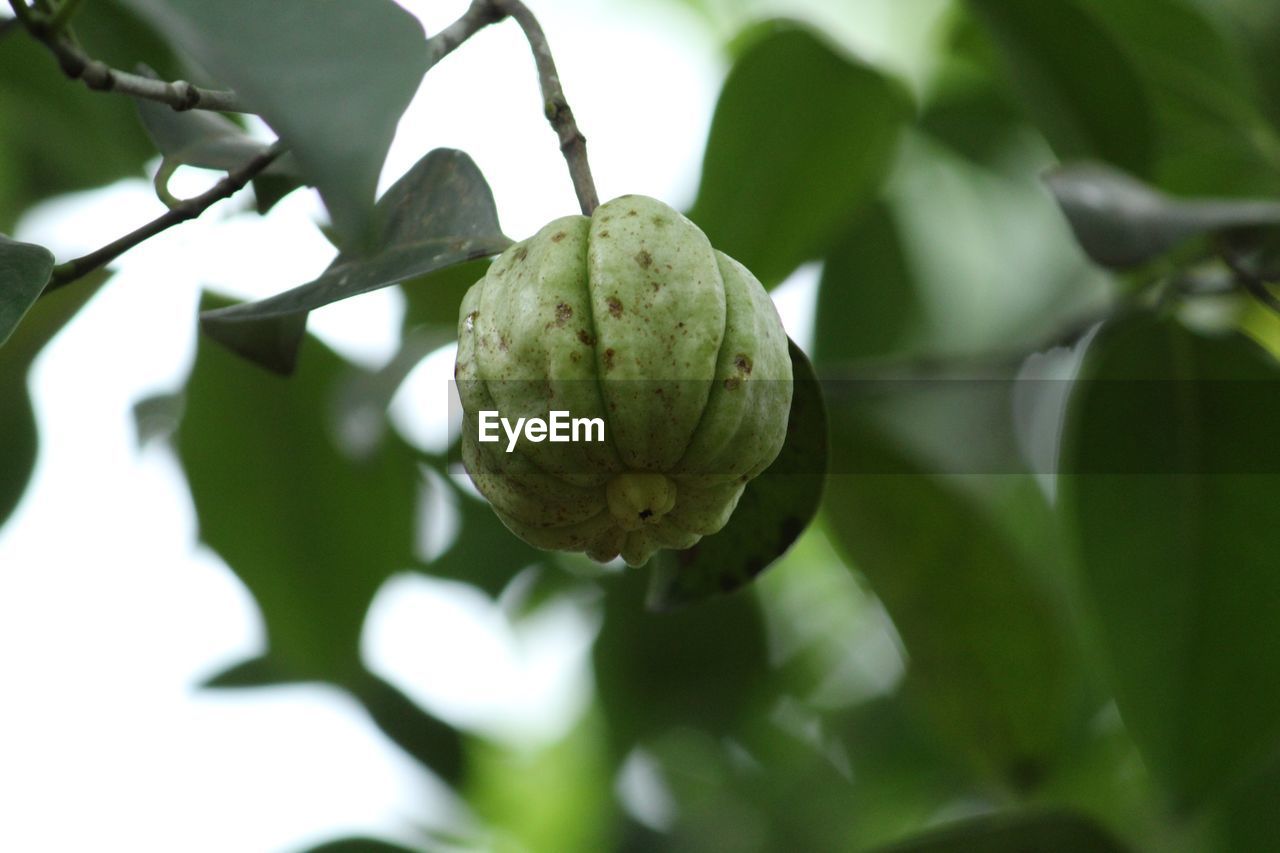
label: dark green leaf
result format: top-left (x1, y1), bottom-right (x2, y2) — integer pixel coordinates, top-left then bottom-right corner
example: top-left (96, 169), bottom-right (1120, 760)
top-left (965, 0), bottom-right (1155, 177)
top-left (690, 23), bottom-right (911, 287)
top-left (1045, 162), bottom-right (1280, 268)
top-left (400, 257), bottom-right (491, 334)
top-left (647, 340), bottom-right (827, 609)
top-left (0, 274), bottom-right (105, 530)
top-left (813, 204), bottom-right (923, 364)
top-left (823, 415), bottom-right (1088, 787)
top-left (201, 149), bottom-right (509, 374)
top-left (121, 0), bottom-right (428, 246)
top-left (874, 810), bottom-right (1130, 853)
top-left (1212, 749), bottom-right (1280, 852)
top-left (0, 235), bottom-right (55, 346)
top-left (1059, 315), bottom-right (1280, 807)
top-left (177, 293), bottom-right (420, 681)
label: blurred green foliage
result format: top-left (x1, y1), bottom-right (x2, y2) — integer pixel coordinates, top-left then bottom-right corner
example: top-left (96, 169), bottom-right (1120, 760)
top-left (4, 0), bottom-right (1280, 851)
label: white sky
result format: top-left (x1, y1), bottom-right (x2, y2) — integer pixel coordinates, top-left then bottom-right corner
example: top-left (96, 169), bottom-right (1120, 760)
top-left (0, 0), bottom-right (942, 848)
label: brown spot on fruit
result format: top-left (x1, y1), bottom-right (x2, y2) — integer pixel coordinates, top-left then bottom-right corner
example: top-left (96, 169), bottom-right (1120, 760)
top-left (627, 209), bottom-right (638, 217)
top-left (604, 348), bottom-right (616, 371)
top-left (607, 297), bottom-right (623, 318)
top-left (551, 231), bottom-right (567, 242)
top-left (570, 351), bottom-right (581, 363)
top-left (499, 334), bottom-right (510, 352)
top-left (555, 302), bottom-right (573, 325)
top-left (577, 329), bottom-right (596, 346)
top-left (599, 230), bottom-right (611, 238)
top-left (635, 249), bottom-right (653, 269)
top-left (513, 246), bottom-right (529, 262)
top-left (651, 215), bottom-right (670, 227)
top-left (734, 354), bottom-right (753, 374)
top-left (724, 377), bottom-right (741, 391)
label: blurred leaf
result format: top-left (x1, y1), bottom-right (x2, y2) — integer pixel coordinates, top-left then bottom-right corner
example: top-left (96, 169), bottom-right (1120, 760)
top-left (823, 416), bottom-right (1088, 788)
top-left (131, 390), bottom-right (186, 448)
top-left (1212, 749), bottom-right (1280, 852)
top-left (813, 203), bottom-right (923, 364)
top-left (0, 1), bottom-right (172, 230)
top-left (0, 273), bottom-right (105, 529)
top-left (647, 340), bottom-right (827, 608)
top-left (201, 654), bottom-right (303, 688)
top-left (201, 149), bottom-right (509, 374)
top-left (348, 669), bottom-right (464, 784)
top-left (297, 840), bottom-right (420, 853)
top-left (873, 810), bottom-right (1130, 853)
top-left (1059, 315), bottom-right (1280, 807)
top-left (1045, 162), bottom-right (1280, 268)
top-left (0, 235), bottom-right (55, 346)
top-left (1074, 0), bottom-right (1280, 198)
top-left (593, 567), bottom-right (773, 753)
top-left (425, 478), bottom-right (547, 599)
top-left (965, 0), bottom-right (1155, 177)
top-left (121, 0), bottom-right (428, 246)
top-left (690, 22), bottom-right (911, 287)
top-left (177, 293), bottom-right (419, 681)
top-left (466, 711), bottom-right (614, 853)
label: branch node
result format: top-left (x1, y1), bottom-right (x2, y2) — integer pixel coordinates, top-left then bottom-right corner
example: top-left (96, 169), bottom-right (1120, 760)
top-left (169, 80), bottom-right (201, 111)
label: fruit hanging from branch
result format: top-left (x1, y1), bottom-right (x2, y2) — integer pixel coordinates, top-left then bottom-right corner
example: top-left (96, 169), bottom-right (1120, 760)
top-left (455, 195), bottom-right (793, 566)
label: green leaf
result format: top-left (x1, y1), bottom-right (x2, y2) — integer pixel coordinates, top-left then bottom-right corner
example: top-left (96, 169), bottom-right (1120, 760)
top-left (1045, 162), bottom-right (1280, 268)
top-left (689, 22), bottom-right (911, 287)
top-left (1059, 315), bottom-right (1280, 807)
top-left (647, 340), bottom-right (827, 609)
top-left (823, 416), bottom-right (1088, 787)
top-left (121, 0), bottom-right (428, 246)
top-left (423, 475), bottom-right (547, 599)
top-left (134, 85), bottom-right (265, 170)
top-left (1212, 750), bottom-right (1280, 852)
top-left (201, 149), bottom-right (510, 374)
top-left (965, 0), bottom-right (1156, 177)
top-left (0, 235), bottom-right (55, 346)
top-left (873, 810), bottom-right (1130, 853)
top-left (400, 257), bottom-right (491, 334)
top-left (0, 274), bottom-right (105, 530)
top-left (592, 567), bottom-right (773, 754)
top-left (133, 76), bottom-right (307, 210)
top-left (1073, 0), bottom-right (1280, 198)
top-left (176, 293), bottom-right (420, 681)
top-left (0, 2), bottom-right (168, 230)
top-left (813, 203), bottom-right (923, 364)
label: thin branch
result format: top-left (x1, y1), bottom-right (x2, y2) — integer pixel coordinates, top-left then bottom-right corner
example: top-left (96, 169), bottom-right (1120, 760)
top-left (424, 0), bottom-right (505, 70)
top-left (492, 0), bottom-right (600, 216)
top-left (8, 0), bottom-right (245, 112)
top-left (43, 142), bottom-right (286, 294)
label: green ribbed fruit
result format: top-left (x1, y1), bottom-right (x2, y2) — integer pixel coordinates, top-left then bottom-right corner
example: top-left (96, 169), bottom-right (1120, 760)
top-left (455, 195), bottom-right (792, 567)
